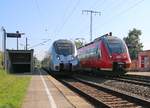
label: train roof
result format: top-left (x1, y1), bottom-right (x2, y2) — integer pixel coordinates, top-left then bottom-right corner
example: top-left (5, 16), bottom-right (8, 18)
top-left (53, 39), bottom-right (73, 45)
top-left (78, 33), bottom-right (119, 49)
top-left (94, 34), bottom-right (119, 42)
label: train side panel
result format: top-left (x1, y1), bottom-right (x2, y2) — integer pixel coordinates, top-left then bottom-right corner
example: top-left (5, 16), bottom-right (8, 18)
top-left (77, 34), bottom-right (131, 74)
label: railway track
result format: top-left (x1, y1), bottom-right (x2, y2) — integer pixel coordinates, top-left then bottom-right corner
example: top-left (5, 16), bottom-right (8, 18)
top-left (74, 73), bottom-right (150, 99)
top-left (125, 74), bottom-right (150, 81)
top-left (117, 75), bottom-right (150, 82)
top-left (59, 77), bottom-right (150, 108)
top-left (107, 76), bottom-right (150, 87)
top-left (75, 72), bottom-right (150, 87)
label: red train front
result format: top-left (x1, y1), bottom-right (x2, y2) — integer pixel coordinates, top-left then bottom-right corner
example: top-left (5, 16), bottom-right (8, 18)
top-left (77, 33), bottom-right (131, 74)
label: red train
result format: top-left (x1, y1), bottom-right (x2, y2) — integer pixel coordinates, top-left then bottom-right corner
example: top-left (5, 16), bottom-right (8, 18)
top-left (77, 33), bottom-right (131, 74)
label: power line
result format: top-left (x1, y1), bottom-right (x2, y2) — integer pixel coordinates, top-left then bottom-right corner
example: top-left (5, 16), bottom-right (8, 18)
top-left (103, 0), bottom-right (125, 13)
top-left (79, 0), bottom-right (135, 36)
top-left (92, 0), bottom-right (128, 34)
top-left (34, 0), bottom-right (47, 29)
top-left (89, 0), bottom-right (106, 9)
top-left (31, 0), bottom-right (53, 49)
top-left (77, 0), bottom-right (108, 36)
top-left (82, 10), bottom-right (101, 42)
top-left (94, 0), bottom-right (145, 34)
top-left (29, 39), bottom-right (51, 49)
top-left (37, 0), bottom-right (81, 49)
top-left (31, 0), bottom-right (78, 48)
top-left (117, 0), bottom-right (144, 16)
top-left (55, 0), bottom-right (81, 34)
top-left (52, 0), bottom-right (73, 35)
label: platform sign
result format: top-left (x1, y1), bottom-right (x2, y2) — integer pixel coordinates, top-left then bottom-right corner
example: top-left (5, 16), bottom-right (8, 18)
top-left (7, 33), bottom-right (21, 38)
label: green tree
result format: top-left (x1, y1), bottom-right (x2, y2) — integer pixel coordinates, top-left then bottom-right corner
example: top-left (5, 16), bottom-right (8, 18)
top-left (74, 38), bottom-right (85, 49)
top-left (123, 28), bottom-right (143, 60)
top-left (33, 56), bottom-right (41, 68)
top-left (41, 57), bottom-right (49, 67)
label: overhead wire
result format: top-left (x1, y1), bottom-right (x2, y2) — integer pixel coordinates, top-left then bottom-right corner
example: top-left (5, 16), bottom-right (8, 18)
top-left (54, 0), bottom-right (81, 34)
top-left (52, 0), bottom-right (73, 35)
top-left (30, 0), bottom-right (52, 49)
top-left (102, 0), bottom-right (125, 13)
top-left (92, 0), bottom-right (126, 35)
top-left (86, 0), bottom-right (126, 32)
top-left (94, 0), bottom-right (145, 34)
top-left (32, 0), bottom-right (81, 49)
top-left (32, 0), bottom-right (108, 47)
top-left (29, 39), bottom-right (51, 49)
top-left (31, 0), bottom-right (143, 49)
top-left (89, 0), bottom-right (106, 9)
top-left (34, 0), bottom-right (46, 29)
top-left (53, 0), bottom-right (105, 37)
top-left (117, 0), bottom-right (144, 16)
top-left (77, 0), bottom-right (109, 36)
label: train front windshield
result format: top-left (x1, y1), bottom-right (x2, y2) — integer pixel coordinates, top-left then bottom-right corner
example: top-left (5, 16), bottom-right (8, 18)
top-left (106, 38), bottom-right (127, 54)
top-left (55, 43), bottom-right (74, 56)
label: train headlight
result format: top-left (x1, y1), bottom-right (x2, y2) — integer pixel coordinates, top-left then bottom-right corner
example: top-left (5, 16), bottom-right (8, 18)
top-left (71, 56), bottom-right (75, 60)
top-left (57, 55), bottom-right (60, 60)
top-left (110, 55), bottom-right (112, 59)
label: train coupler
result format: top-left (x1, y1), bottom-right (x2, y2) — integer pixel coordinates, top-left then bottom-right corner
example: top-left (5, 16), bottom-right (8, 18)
top-left (113, 62), bottom-right (125, 72)
top-left (60, 63), bottom-right (64, 71)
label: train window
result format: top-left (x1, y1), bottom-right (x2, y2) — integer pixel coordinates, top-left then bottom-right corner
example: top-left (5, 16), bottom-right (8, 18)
top-left (107, 38), bottom-right (127, 54)
top-left (96, 48), bottom-right (101, 58)
top-left (78, 50), bottom-right (85, 60)
top-left (55, 43), bottom-right (75, 56)
top-left (78, 44), bottom-right (101, 60)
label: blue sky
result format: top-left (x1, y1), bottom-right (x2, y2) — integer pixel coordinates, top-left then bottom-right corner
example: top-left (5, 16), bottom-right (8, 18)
top-left (0, 0), bottom-right (149, 60)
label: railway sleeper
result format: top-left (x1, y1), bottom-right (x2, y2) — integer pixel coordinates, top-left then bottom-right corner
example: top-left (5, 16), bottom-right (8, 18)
top-left (75, 77), bottom-right (150, 107)
top-left (109, 103), bottom-right (138, 108)
top-left (101, 98), bottom-right (125, 102)
top-left (101, 100), bottom-right (138, 108)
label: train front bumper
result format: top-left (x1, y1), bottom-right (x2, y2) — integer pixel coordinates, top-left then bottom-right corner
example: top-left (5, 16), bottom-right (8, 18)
top-left (54, 62), bottom-right (78, 72)
top-left (113, 62), bottom-right (130, 72)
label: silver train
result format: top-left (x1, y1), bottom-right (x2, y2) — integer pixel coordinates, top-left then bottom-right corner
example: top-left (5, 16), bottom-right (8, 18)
top-left (47, 39), bottom-right (78, 75)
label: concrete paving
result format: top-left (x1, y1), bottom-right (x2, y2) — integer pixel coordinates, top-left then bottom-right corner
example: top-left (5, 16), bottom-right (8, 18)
top-left (44, 72), bottom-right (93, 108)
top-left (126, 72), bottom-right (150, 77)
top-left (22, 73), bottom-right (52, 108)
top-left (22, 70), bottom-right (93, 108)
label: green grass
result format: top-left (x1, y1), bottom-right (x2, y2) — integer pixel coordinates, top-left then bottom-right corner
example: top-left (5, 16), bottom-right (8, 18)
top-left (0, 69), bottom-right (31, 108)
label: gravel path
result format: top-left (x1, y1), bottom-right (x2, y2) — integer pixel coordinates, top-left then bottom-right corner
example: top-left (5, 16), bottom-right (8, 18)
top-left (103, 80), bottom-right (150, 99)
top-left (75, 75), bottom-right (150, 99)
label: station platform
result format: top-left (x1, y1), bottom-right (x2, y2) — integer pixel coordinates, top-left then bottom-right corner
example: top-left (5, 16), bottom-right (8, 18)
top-left (22, 69), bottom-right (93, 108)
top-left (126, 71), bottom-right (150, 77)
